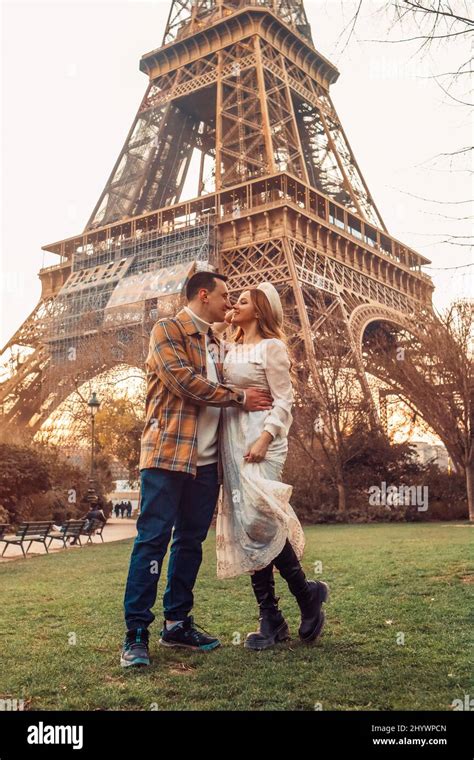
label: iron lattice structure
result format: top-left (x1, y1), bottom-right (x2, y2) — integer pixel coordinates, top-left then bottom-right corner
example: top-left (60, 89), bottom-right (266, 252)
top-left (1, 0), bottom-right (437, 439)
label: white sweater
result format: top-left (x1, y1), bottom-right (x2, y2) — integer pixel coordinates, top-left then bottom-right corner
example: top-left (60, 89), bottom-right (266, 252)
top-left (182, 306), bottom-right (221, 466)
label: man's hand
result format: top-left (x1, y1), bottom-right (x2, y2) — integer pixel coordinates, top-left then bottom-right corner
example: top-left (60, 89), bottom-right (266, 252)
top-left (243, 387), bottom-right (273, 411)
top-left (244, 431), bottom-right (274, 463)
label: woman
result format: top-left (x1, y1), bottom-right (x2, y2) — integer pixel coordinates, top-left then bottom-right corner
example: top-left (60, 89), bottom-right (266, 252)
top-left (213, 282), bottom-right (329, 650)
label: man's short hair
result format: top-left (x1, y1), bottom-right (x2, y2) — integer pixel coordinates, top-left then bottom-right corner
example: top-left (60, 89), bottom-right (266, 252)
top-left (186, 271), bottom-right (228, 302)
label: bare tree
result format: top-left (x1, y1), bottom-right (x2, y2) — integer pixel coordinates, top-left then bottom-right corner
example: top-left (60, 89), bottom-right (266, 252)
top-left (336, 1), bottom-right (473, 248)
top-left (365, 299), bottom-right (473, 520)
top-left (290, 318), bottom-right (377, 513)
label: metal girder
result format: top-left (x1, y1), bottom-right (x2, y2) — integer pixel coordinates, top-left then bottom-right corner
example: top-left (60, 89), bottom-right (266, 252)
top-left (163, 0), bottom-right (314, 45)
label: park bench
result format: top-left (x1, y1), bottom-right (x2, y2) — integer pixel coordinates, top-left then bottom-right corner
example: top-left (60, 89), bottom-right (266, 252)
top-left (1, 521), bottom-right (54, 557)
top-left (47, 519), bottom-right (87, 549)
top-left (80, 518), bottom-right (107, 544)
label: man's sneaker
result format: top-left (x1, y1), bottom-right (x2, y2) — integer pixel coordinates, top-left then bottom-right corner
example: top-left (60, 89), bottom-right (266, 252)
top-left (159, 616), bottom-right (220, 651)
top-left (120, 627), bottom-right (150, 667)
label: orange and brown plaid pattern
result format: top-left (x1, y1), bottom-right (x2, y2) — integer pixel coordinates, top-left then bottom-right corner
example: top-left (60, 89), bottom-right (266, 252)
top-left (139, 308), bottom-right (243, 480)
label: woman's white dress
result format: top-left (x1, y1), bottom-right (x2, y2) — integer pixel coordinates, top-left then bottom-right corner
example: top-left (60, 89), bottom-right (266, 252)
top-left (216, 338), bottom-right (305, 579)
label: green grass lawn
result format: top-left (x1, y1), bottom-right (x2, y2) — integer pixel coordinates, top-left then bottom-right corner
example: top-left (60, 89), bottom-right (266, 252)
top-left (0, 523), bottom-right (472, 711)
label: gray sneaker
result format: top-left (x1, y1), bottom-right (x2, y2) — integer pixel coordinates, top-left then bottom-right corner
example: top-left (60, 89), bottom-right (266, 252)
top-left (120, 627), bottom-right (150, 667)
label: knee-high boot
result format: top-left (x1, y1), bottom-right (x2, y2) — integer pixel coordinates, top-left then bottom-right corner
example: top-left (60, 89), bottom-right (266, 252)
top-left (273, 540), bottom-right (329, 643)
top-left (245, 563), bottom-right (290, 650)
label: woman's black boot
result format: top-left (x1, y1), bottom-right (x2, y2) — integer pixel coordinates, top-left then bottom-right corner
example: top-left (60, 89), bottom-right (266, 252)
top-left (245, 565), bottom-right (290, 650)
top-left (273, 540), bottom-right (329, 643)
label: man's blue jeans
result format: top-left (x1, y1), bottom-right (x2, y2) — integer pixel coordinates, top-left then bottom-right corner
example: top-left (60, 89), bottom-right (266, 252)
top-left (123, 463), bottom-right (220, 630)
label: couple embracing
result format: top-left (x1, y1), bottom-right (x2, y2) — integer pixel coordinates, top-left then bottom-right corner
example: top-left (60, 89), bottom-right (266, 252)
top-left (121, 270), bottom-right (329, 667)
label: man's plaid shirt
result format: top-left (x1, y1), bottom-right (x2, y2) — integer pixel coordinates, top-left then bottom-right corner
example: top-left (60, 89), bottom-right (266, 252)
top-left (139, 308), bottom-right (245, 482)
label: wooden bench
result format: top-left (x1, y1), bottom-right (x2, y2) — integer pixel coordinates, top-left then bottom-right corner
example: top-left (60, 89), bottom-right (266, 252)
top-left (1, 521), bottom-right (54, 557)
top-left (80, 518), bottom-right (107, 544)
top-left (47, 519), bottom-right (87, 549)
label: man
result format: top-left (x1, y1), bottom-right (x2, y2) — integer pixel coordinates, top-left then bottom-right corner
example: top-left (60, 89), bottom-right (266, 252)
top-left (70, 502), bottom-right (106, 545)
top-left (121, 271), bottom-right (273, 667)
top-left (86, 504), bottom-right (107, 525)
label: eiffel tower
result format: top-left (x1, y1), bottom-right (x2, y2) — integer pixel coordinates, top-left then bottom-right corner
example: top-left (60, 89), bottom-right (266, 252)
top-left (0, 0), bottom-right (435, 437)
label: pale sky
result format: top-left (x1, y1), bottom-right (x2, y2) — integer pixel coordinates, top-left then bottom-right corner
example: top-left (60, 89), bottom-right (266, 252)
top-left (1, 0), bottom-right (472, 348)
